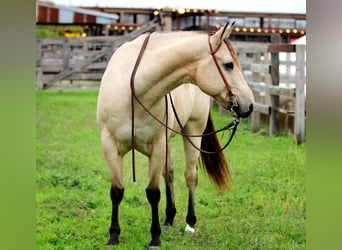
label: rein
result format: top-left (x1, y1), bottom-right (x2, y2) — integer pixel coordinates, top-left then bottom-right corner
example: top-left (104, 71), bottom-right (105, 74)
top-left (130, 32), bottom-right (240, 182)
top-left (130, 33), bottom-right (152, 182)
top-left (168, 93), bottom-right (240, 155)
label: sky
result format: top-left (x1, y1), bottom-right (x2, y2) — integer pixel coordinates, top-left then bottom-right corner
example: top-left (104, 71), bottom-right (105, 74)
top-left (48, 0), bottom-right (306, 14)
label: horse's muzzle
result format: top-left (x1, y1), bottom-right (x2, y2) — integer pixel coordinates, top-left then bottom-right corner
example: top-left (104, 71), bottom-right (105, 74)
top-left (231, 103), bottom-right (253, 118)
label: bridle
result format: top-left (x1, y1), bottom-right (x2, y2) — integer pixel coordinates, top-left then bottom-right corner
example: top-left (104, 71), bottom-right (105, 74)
top-left (207, 34), bottom-right (235, 100)
top-left (129, 32), bottom-right (240, 182)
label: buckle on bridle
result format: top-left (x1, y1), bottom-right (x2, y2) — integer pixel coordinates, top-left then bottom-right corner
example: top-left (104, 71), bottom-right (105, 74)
top-left (228, 95), bottom-right (239, 117)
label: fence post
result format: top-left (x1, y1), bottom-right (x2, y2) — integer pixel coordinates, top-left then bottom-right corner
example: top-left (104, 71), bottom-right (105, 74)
top-left (251, 91), bottom-right (261, 132)
top-left (36, 40), bottom-right (43, 89)
top-left (269, 35), bottom-right (280, 135)
top-left (62, 38), bottom-right (69, 71)
top-left (160, 8), bottom-right (172, 31)
top-left (251, 52), bottom-right (262, 133)
top-left (295, 45), bottom-right (306, 144)
top-left (36, 67), bottom-right (43, 90)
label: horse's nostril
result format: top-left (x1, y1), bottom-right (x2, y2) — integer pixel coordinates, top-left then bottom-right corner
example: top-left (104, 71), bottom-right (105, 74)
top-left (249, 103), bottom-right (253, 113)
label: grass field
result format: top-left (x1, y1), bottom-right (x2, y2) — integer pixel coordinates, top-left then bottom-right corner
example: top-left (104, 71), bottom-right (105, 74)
top-left (36, 89), bottom-right (306, 249)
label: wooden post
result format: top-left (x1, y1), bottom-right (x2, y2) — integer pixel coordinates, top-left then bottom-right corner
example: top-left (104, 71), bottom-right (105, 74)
top-left (62, 38), bottom-right (70, 85)
top-left (251, 91), bottom-right (261, 132)
top-left (161, 8), bottom-right (172, 31)
top-left (269, 34), bottom-right (280, 135)
top-left (251, 52), bottom-right (262, 133)
top-left (36, 67), bottom-right (43, 90)
top-left (36, 40), bottom-right (43, 89)
top-left (295, 45), bottom-right (306, 144)
top-left (36, 40), bottom-right (42, 68)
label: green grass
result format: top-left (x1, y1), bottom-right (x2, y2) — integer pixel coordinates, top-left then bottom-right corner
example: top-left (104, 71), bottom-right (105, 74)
top-left (36, 89), bottom-right (306, 249)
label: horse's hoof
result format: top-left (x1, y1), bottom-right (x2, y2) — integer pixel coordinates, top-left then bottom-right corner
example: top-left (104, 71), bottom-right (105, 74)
top-left (162, 222), bottom-right (172, 231)
top-left (106, 236), bottom-right (119, 246)
top-left (148, 246), bottom-right (160, 250)
top-left (148, 237), bottom-right (161, 250)
top-left (106, 241), bottom-right (119, 247)
top-left (184, 224), bottom-right (195, 233)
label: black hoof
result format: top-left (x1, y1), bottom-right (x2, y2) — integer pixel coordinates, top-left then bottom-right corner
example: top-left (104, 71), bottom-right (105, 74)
top-left (106, 235), bottom-right (119, 246)
top-left (148, 237), bottom-right (161, 249)
top-left (148, 244), bottom-right (160, 250)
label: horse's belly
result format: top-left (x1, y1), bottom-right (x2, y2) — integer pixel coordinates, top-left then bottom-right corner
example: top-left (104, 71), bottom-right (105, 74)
top-left (135, 125), bottom-right (160, 155)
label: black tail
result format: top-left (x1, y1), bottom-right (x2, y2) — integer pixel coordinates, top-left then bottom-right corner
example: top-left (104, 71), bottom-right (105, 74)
top-left (199, 112), bottom-right (230, 192)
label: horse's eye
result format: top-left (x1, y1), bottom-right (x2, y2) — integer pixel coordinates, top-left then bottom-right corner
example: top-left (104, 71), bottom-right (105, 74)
top-left (223, 62), bottom-right (234, 71)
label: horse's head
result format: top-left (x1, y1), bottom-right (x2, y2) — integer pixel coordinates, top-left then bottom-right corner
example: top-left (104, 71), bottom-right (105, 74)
top-left (196, 22), bottom-right (254, 118)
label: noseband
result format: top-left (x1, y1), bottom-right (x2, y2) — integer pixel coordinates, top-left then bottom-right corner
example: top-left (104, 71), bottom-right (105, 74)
top-left (129, 33), bottom-right (240, 182)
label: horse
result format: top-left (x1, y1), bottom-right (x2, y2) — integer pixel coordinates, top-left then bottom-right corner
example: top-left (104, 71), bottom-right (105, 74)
top-left (96, 22), bottom-right (254, 248)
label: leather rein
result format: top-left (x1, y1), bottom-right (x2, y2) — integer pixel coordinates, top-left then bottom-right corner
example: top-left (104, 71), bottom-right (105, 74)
top-left (130, 33), bottom-right (240, 182)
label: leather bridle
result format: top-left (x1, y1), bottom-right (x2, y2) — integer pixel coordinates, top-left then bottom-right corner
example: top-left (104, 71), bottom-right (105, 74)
top-left (129, 32), bottom-right (240, 182)
top-left (207, 34), bottom-right (235, 100)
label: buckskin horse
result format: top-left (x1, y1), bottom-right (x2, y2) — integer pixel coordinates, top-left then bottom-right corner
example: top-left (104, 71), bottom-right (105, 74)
top-left (97, 22), bottom-right (254, 248)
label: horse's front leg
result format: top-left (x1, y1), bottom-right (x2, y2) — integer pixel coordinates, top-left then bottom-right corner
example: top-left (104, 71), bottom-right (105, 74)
top-left (100, 128), bottom-right (124, 245)
top-left (107, 186), bottom-right (124, 245)
top-left (162, 144), bottom-right (177, 229)
top-left (146, 136), bottom-right (167, 248)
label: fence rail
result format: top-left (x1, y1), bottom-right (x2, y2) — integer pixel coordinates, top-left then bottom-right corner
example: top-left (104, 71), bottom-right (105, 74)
top-left (36, 19), bottom-right (160, 89)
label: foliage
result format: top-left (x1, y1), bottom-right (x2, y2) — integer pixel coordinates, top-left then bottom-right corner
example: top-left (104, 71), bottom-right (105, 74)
top-left (36, 90), bottom-right (306, 249)
top-left (36, 25), bottom-right (85, 39)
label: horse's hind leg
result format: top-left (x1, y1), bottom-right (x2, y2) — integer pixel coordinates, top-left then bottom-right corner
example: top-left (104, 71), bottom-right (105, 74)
top-left (162, 145), bottom-right (176, 228)
top-left (100, 128), bottom-right (124, 245)
top-left (183, 136), bottom-right (201, 233)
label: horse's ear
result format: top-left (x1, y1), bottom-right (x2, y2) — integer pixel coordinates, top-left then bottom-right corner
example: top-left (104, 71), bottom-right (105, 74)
top-left (223, 21), bottom-right (235, 38)
top-left (210, 21), bottom-right (235, 51)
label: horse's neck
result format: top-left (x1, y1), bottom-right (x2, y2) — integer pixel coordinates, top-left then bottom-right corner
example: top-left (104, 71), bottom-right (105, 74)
top-left (135, 33), bottom-right (206, 101)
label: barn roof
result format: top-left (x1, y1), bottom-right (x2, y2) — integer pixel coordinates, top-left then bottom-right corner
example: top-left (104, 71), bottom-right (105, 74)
top-left (36, 1), bottom-right (119, 24)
